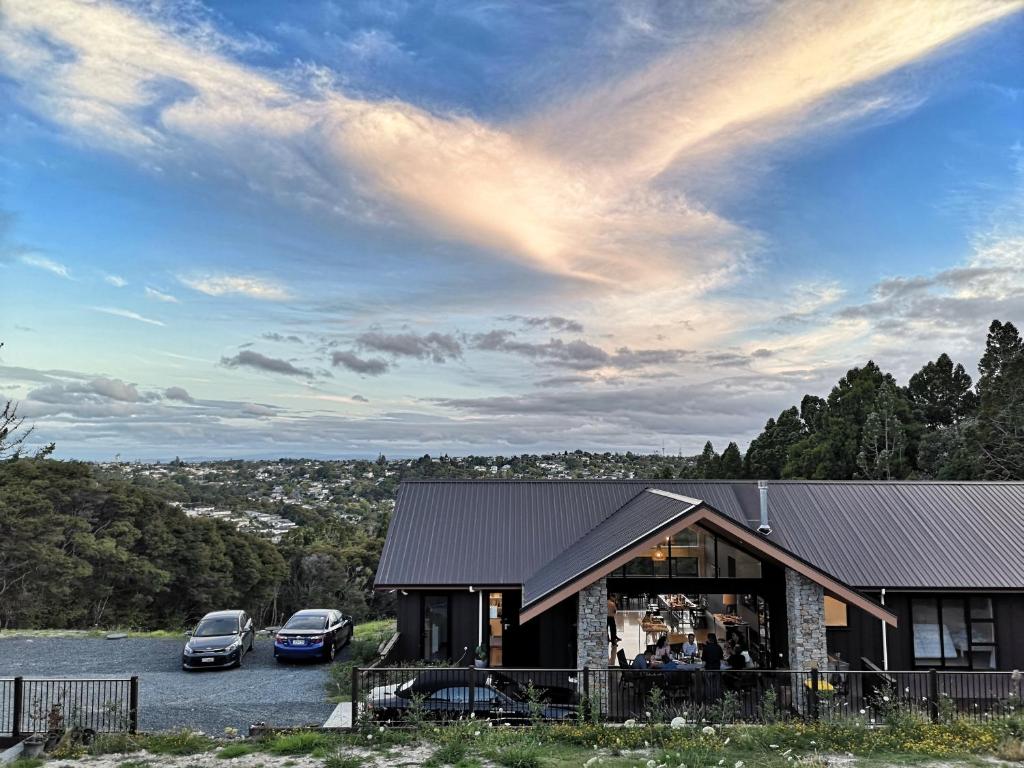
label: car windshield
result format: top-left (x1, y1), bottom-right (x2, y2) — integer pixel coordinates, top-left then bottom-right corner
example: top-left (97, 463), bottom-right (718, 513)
top-left (193, 617), bottom-right (238, 637)
top-left (284, 615), bottom-right (328, 630)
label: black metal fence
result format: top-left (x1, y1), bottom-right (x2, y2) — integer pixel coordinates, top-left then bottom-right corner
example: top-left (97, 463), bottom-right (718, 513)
top-left (353, 666), bottom-right (1023, 727)
top-left (0, 677), bottom-right (138, 738)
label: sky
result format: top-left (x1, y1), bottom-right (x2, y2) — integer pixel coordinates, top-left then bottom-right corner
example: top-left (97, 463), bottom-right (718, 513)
top-left (1, 0), bottom-right (1022, 461)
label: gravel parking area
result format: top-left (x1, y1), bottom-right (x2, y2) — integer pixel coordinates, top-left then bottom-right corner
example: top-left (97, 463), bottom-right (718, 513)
top-left (0, 635), bottom-right (347, 734)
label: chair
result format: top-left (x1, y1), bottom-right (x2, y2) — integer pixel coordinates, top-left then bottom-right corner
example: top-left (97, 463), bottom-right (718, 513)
top-left (617, 649), bottom-right (629, 668)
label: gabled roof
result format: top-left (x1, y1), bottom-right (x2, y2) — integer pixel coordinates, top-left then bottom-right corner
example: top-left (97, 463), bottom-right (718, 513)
top-left (375, 480), bottom-right (1024, 592)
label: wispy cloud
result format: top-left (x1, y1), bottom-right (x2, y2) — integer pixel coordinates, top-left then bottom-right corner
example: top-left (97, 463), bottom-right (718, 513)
top-left (2, 0), bottom-right (1014, 294)
top-left (104, 273), bottom-right (127, 287)
top-left (21, 254), bottom-right (70, 279)
top-left (145, 286), bottom-right (179, 303)
top-left (331, 350), bottom-right (390, 376)
top-left (179, 274), bottom-right (290, 300)
top-left (90, 306), bottom-right (165, 326)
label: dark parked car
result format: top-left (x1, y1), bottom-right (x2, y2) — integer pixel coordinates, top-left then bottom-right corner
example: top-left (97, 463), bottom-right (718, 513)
top-left (274, 609), bottom-right (353, 662)
top-left (366, 669), bottom-right (576, 722)
top-left (182, 610), bottom-right (254, 670)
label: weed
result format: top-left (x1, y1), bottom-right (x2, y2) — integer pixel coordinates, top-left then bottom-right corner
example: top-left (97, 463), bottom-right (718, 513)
top-left (323, 752), bottom-right (365, 768)
top-left (216, 743), bottom-right (256, 759)
top-left (117, 760), bottom-right (151, 768)
top-left (494, 743), bottom-right (542, 768)
top-left (263, 730), bottom-right (339, 755)
top-left (138, 730), bottom-right (215, 755)
top-left (9, 759), bottom-right (44, 768)
top-left (425, 740), bottom-right (468, 766)
top-left (996, 737), bottom-right (1024, 761)
top-left (89, 732), bottom-right (142, 755)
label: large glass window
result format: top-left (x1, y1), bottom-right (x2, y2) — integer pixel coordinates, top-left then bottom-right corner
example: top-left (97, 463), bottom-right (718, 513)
top-left (911, 597), bottom-right (997, 669)
top-left (611, 525), bottom-right (761, 579)
top-left (423, 595), bottom-right (450, 661)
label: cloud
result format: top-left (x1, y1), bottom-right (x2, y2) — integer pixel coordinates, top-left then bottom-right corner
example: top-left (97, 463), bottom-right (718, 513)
top-left (90, 306), bottom-right (165, 326)
top-left (220, 350), bottom-right (314, 379)
top-left (470, 330), bottom-right (687, 370)
top-left (502, 315), bottom-right (584, 333)
top-left (164, 385), bottom-right (195, 403)
top-left (351, 394), bottom-right (369, 403)
top-left (21, 254), bottom-right (70, 279)
top-left (29, 376), bottom-right (143, 405)
top-left (262, 332), bottom-right (303, 343)
top-left (104, 274), bottom-right (127, 287)
top-left (145, 286), bottom-right (179, 303)
top-left (330, 350), bottom-right (389, 376)
top-left (2, 0), bottom-right (1011, 295)
top-left (180, 274), bottom-right (290, 300)
top-left (355, 331), bottom-right (462, 363)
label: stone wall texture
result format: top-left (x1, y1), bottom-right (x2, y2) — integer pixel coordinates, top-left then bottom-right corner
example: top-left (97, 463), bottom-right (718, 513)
top-left (577, 577), bottom-right (609, 669)
top-left (784, 568), bottom-right (828, 671)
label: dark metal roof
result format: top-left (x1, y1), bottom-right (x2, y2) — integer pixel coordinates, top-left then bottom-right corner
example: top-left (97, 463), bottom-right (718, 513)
top-left (522, 489), bottom-right (699, 606)
top-left (375, 480), bottom-right (1024, 591)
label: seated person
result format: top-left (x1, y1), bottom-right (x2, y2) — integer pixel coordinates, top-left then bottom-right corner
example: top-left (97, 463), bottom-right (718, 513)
top-left (632, 649), bottom-right (654, 669)
top-left (702, 634), bottom-right (724, 670)
top-left (727, 646), bottom-right (747, 670)
top-left (681, 633), bottom-right (699, 658)
top-left (653, 636), bottom-right (671, 663)
top-left (660, 656), bottom-right (680, 670)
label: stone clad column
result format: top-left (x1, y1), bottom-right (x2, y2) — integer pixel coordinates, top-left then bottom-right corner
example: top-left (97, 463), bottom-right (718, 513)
top-left (576, 577), bottom-right (609, 669)
top-left (784, 568), bottom-right (828, 670)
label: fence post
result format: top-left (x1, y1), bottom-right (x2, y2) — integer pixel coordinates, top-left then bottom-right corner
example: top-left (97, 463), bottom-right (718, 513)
top-left (350, 666), bottom-right (360, 730)
top-left (468, 665), bottom-right (476, 716)
top-left (809, 668), bottom-right (820, 722)
top-left (582, 666), bottom-right (590, 719)
top-left (12, 677), bottom-right (23, 740)
top-left (928, 669), bottom-right (939, 723)
top-left (129, 676), bottom-right (139, 734)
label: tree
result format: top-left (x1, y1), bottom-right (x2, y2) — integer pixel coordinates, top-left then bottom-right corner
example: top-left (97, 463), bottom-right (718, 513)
top-left (907, 353), bottom-right (977, 427)
top-left (856, 381), bottom-right (908, 479)
top-left (719, 442), bottom-right (744, 479)
top-left (744, 407), bottom-right (806, 479)
top-left (973, 320), bottom-right (1024, 479)
top-left (693, 441), bottom-right (721, 478)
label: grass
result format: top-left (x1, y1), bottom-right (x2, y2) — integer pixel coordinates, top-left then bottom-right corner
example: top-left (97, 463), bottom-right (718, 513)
top-left (0, 628), bottom-right (186, 639)
top-left (9, 759), bottom-right (44, 768)
top-left (216, 743), bottom-right (258, 759)
top-left (328, 618), bottom-right (398, 701)
top-left (323, 754), bottom-right (366, 768)
top-left (424, 741), bottom-right (468, 766)
top-left (353, 619), bottom-right (396, 640)
top-left (134, 730), bottom-right (215, 755)
top-left (261, 730), bottom-right (343, 755)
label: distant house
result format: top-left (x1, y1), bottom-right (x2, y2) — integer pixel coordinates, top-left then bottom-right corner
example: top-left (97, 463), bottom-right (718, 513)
top-left (376, 480), bottom-right (1024, 671)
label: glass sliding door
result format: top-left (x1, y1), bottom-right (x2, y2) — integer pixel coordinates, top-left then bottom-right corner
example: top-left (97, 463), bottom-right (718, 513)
top-left (488, 593), bottom-right (503, 667)
top-left (422, 594), bottom-right (450, 661)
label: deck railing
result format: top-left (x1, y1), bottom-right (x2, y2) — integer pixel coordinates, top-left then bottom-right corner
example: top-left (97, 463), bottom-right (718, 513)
top-left (0, 677), bottom-right (138, 738)
top-left (352, 666), bottom-right (1022, 727)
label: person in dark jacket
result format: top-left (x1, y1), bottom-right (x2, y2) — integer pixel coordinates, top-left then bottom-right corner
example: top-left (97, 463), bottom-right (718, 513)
top-left (702, 634), bottom-right (724, 700)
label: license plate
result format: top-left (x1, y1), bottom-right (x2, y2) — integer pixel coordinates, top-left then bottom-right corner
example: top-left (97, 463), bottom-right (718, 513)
top-left (201, 657), bottom-right (215, 663)
top-left (292, 639), bottom-right (306, 646)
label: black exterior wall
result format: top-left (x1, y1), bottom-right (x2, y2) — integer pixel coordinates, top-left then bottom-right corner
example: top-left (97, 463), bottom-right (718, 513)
top-left (827, 591), bottom-right (1024, 671)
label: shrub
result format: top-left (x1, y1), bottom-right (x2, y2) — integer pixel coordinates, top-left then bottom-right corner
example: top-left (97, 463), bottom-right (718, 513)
top-left (89, 733), bottom-right (142, 755)
top-left (426, 740), bottom-right (468, 766)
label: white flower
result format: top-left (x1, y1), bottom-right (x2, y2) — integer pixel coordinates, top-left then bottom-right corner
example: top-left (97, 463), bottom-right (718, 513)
top-left (378, 726), bottom-right (384, 732)
top-left (647, 760), bottom-right (656, 768)
top-left (646, 711), bottom-right (652, 718)
top-left (474, 730), bottom-right (481, 737)
top-left (469, 711), bottom-right (475, 719)
top-left (769, 744), bottom-right (779, 749)
top-left (723, 737), bottom-right (730, 745)
top-left (366, 734), bottom-right (373, 741)
top-left (882, 696), bottom-right (890, 702)
top-left (718, 760), bottom-right (725, 766)
top-left (782, 749), bottom-right (792, 756)
top-left (670, 717), bottom-right (686, 729)
top-left (859, 709), bottom-right (866, 715)
top-left (585, 759), bottom-right (598, 767)
top-left (624, 718), bottom-right (637, 728)
top-left (702, 726), bottom-right (715, 736)
top-left (735, 762), bottom-right (744, 768)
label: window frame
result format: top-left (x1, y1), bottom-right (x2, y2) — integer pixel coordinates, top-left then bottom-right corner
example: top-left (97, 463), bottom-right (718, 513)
top-left (910, 595), bottom-right (997, 670)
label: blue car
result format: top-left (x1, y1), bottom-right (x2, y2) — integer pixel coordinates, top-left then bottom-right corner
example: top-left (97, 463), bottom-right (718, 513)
top-left (274, 609), bottom-right (354, 662)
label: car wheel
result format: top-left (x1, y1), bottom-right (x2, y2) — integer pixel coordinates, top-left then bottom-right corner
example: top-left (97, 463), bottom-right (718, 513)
top-left (326, 640), bottom-right (336, 662)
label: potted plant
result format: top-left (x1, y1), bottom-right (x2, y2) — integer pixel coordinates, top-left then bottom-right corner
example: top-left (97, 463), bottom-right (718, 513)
top-left (21, 734), bottom-right (45, 758)
top-left (474, 644), bottom-right (488, 668)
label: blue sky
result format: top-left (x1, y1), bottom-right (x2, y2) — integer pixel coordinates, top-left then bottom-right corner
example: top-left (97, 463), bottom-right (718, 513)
top-left (1, 0), bottom-right (1022, 460)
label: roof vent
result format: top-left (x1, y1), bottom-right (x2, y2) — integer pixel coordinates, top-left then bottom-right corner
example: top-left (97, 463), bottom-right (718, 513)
top-left (757, 480), bottom-right (772, 535)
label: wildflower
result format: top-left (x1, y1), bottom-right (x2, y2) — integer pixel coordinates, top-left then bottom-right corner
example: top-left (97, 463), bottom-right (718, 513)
top-left (735, 762), bottom-right (744, 768)
top-left (671, 717), bottom-right (686, 729)
top-left (474, 730), bottom-right (481, 737)
top-left (469, 711), bottom-right (475, 719)
top-left (378, 726), bottom-right (384, 733)
top-left (647, 760), bottom-right (656, 768)
top-left (769, 744), bottom-right (779, 749)
top-left (723, 737), bottom-right (730, 745)
top-left (718, 760), bottom-right (725, 766)
top-left (646, 711), bottom-right (652, 718)
top-left (809, 741), bottom-right (816, 746)
top-left (585, 759), bottom-right (599, 767)
top-left (905, 687), bottom-right (910, 693)
top-left (882, 695), bottom-right (890, 702)
top-left (702, 726), bottom-right (715, 736)
top-left (366, 734), bottom-right (373, 741)
top-left (782, 749), bottom-right (792, 756)
top-left (859, 709), bottom-right (866, 715)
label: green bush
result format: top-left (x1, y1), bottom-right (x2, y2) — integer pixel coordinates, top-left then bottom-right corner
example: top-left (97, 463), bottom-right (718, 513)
top-left (425, 740), bottom-right (467, 766)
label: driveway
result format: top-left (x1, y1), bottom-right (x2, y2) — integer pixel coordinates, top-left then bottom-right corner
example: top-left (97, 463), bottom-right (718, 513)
top-left (0, 635), bottom-right (346, 734)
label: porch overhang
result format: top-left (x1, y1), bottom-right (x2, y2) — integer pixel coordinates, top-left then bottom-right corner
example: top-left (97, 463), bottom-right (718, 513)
top-left (519, 488), bottom-right (898, 628)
